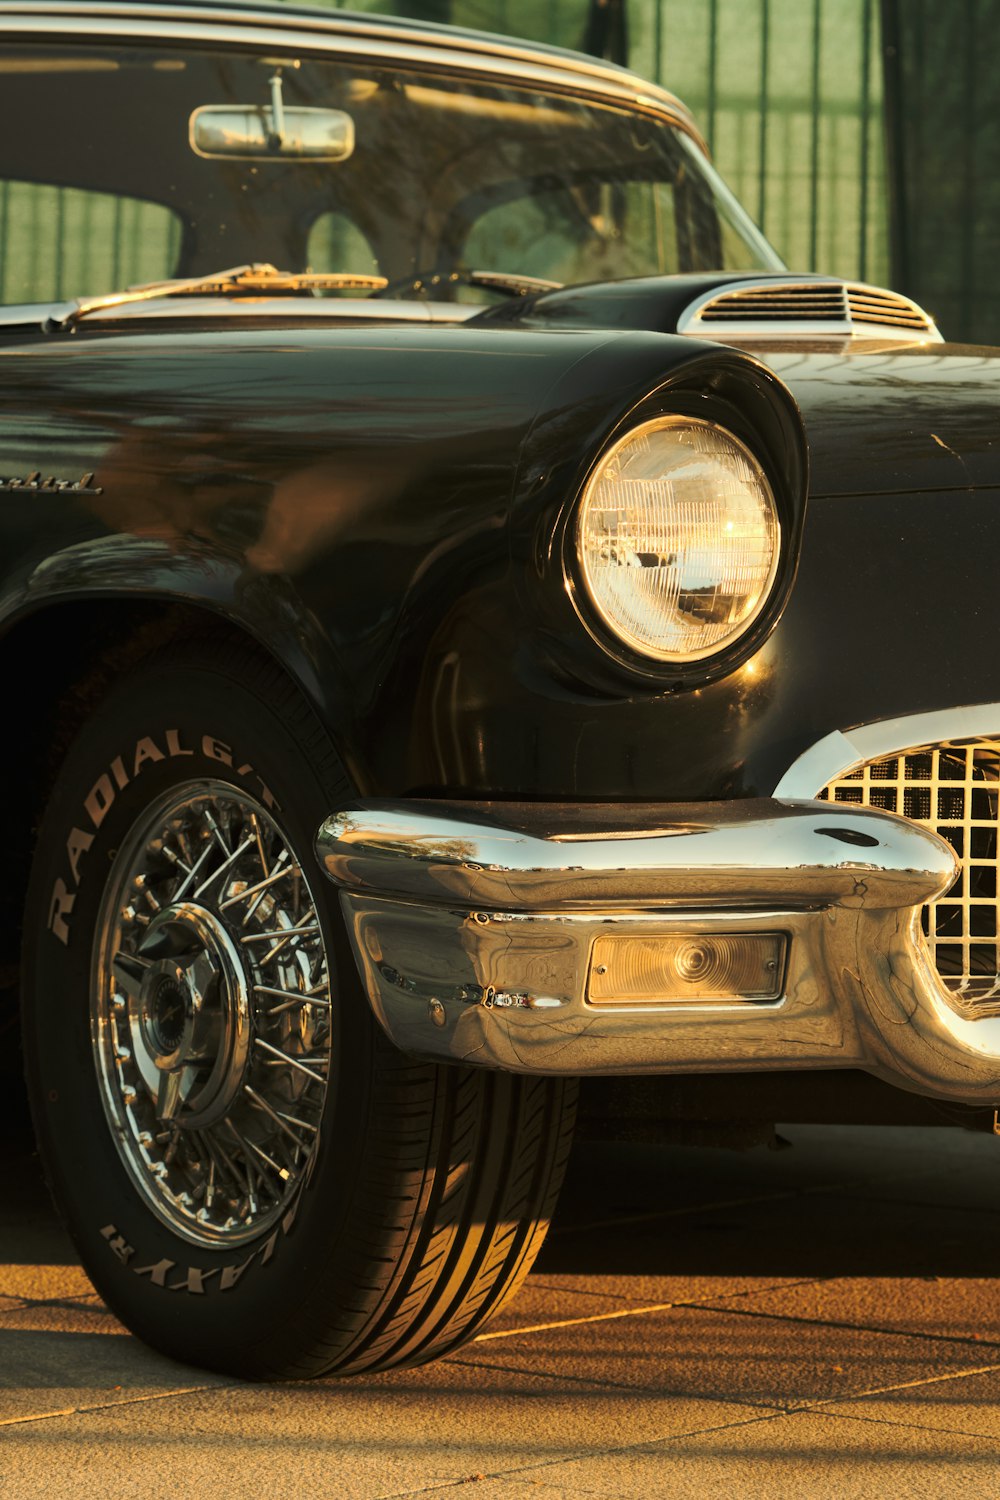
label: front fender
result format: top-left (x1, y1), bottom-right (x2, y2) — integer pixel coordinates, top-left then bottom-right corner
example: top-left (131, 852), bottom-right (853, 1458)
top-left (2, 533), bottom-right (366, 788)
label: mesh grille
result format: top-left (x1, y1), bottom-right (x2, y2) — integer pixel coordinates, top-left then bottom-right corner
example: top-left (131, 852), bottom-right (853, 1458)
top-left (821, 741), bottom-right (1000, 1013)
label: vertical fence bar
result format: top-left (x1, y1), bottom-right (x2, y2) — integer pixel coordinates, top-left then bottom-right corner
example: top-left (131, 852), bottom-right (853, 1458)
top-left (54, 188), bottom-right (66, 300)
top-left (858, 0), bottom-right (872, 281)
top-left (111, 196), bottom-right (123, 290)
top-left (809, 0), bottom-right (822, 269)
top-left (881, 0), bottom-right (910, 294)
top-left (29, 186), bottom-right (41, 302)
top-left (757, 0), bottom-right (769, 229)
top-left (960, 0), bottom-right (976, 337)
top-left (80, 190), bottom-right (94, 295)
top-left (654, 0), bottom-right (664, 84)
top-left (706, 0), bottom-right (719, 149)
top-left (781, 107), bottom-right (792, 264)
top-left (911, 0), bottom-right (925, 293)
top-left (0, 182), bottom-right (9, 303)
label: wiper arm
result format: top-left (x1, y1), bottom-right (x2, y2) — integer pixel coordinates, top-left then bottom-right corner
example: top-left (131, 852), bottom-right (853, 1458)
top-left (46, 263), bottom-right (389, 331)
top-left (373, 266), bottom-right (563, 300)
top-left (464, 270), bottom-right (563, 295)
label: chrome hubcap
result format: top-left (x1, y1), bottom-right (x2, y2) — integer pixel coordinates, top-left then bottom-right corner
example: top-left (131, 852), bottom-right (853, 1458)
top-left (124, 903), bottom-right (252, 1130)
top-left (93, 781), bottom-right (332, 1248)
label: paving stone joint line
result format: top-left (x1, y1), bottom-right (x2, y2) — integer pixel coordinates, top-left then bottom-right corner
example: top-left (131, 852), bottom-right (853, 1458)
top-left (375, 1360), bottom-right (1000, 1498)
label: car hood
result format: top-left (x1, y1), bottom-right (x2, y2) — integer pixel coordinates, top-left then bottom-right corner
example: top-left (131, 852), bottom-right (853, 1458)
top-left (751, 342), bottom-right (1000, 499)
top-left (482, 273), bottom-right (1000, 499)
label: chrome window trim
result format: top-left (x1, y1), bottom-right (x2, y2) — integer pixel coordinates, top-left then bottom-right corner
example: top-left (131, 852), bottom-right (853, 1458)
top-left (773, 704), bottom-right (1000, 799)
top-left (0, 5), bottom-right (705, 150)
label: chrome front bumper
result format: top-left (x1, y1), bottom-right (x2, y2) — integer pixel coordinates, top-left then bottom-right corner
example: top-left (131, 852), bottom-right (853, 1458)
top-left (316, 797), bottom-right (1000, 1105)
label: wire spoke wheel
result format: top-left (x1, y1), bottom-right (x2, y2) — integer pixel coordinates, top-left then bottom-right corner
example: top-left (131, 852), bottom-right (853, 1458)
top-left (92, 781), bottom-right (331, 1247)
top-left (23, 644), bottom-right (576, 1380)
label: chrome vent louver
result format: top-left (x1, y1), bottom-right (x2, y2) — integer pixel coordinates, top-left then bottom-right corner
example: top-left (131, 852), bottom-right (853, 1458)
top-left (679, 278), bottom-right (941, 342)
top-left (821, 740), bottom-right (1000, 1017)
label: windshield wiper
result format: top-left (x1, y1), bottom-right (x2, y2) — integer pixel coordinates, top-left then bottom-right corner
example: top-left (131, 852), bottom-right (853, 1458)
top-left (45, 263), bottom-right (390, 331)
top-left (375, 268), bottom-right (563, 299)
top-left (462, 270), bottom-right (563, 295)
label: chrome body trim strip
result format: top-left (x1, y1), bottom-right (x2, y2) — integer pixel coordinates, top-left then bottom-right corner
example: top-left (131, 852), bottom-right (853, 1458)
top-left (0, 6), bottom-right (705, 149)
top-left (773, 703), bottom-right (1000, 799)
top-left (311, 797), bottom-right (1000, 1103)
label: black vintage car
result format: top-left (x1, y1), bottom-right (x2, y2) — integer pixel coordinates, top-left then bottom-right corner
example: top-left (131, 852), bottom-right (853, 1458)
top-left (2, 0), bottom-right (998, 1380)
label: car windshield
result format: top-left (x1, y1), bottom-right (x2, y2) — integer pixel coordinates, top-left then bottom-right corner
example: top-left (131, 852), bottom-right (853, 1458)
top-left (0, 40), bottom-right (782, 310)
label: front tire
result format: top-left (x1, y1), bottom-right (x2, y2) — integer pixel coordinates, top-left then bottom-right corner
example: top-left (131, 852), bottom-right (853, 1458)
top-left (22, 641), bottom-right (576, 1378)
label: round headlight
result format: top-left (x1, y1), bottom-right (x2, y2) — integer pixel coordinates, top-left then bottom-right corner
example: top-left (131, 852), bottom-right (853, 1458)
top-left (575, 416), bottom-right (780, 664)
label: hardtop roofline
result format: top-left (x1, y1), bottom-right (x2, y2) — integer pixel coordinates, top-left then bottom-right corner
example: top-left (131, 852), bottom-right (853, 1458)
top-left (0, 1), bottom-right (706, 151)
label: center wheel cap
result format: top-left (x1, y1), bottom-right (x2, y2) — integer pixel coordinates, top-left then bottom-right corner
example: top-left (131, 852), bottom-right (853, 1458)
top-left (131, 903), bottom-right (252, 1129)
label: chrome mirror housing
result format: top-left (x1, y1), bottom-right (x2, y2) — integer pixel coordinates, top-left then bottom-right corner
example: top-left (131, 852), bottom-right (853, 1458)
top-left (189, 105), bottom-right (355, 161)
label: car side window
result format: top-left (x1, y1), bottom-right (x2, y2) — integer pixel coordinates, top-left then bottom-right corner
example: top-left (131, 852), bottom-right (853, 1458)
top-left (306, 210), bottom-right (380, 278)
top-left (0, 182), bottom-right (181, 304)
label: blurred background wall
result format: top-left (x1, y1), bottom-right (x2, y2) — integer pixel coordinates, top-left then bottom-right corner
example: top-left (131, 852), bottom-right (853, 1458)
top-left (882, 0), bottom-right (1000, 347)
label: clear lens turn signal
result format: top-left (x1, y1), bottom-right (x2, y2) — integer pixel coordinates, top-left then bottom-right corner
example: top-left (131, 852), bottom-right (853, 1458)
top-left (587, 932), bottom-right (785, 1005)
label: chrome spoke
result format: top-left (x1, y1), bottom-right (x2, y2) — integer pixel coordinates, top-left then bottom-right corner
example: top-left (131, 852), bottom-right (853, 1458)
top-left (226, 1116), bottom-right (288, 1187)
top-left (172, 839), bottom-right (215, 902)
top-left (275, 1106), bottom-right (318, 1137)
top-left (219, 854), bottom-right (293, 910)
top-left (258, 913), bottom-right (322, 967)
top-left (244, 1084), bottom-right (312, 1152)
top-left (254, 1036), bottom-right (329, 1083)
top-left (250, 812), bottom-right (270, 879)
top-left (241, 920), bottom-right (321, 942)
top-left (204, 808), bottom-right (232, 859)
top-left (111, 950), bottom-right (150, 1001)
top-left (156, 1068), bottom-right (185, 1122)
top-left (161, 845), bottom-right (193, 877)
top-left (254, 982), bottom-right (331, 1015)
top-left (264, 996), bottom-right (332, 1015)
top-left (193, 833), bottom-right (256, 899)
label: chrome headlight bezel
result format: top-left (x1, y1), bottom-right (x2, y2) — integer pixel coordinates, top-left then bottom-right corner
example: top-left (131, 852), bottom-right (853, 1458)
top-left (566, 412), bottom-right (784, 673)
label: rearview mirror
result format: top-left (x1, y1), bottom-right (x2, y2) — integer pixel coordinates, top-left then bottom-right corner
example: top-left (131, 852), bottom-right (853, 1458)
top-left (189, 106), bottom-right (355, 161)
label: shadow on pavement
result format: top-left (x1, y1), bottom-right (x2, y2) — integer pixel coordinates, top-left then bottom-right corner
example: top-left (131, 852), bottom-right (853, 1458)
top-left (538, 1129), bottom-right (1000, 1280)
top-left (5, 1074), bottom-right (1000, 1281)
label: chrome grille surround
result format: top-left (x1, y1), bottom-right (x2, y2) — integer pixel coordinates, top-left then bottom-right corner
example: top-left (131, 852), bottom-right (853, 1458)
top-left (678, 277), bottom-right (941, 343)
top-left (821, 740), bottom-right (1000, 1017)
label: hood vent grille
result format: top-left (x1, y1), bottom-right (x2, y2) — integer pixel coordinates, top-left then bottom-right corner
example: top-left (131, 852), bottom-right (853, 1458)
top-left (678, 279), bottom-right (941, 342)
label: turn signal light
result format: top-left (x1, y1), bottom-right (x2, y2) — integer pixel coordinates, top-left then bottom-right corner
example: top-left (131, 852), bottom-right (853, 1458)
top-left (587, 932), bottom-right (785, 1005)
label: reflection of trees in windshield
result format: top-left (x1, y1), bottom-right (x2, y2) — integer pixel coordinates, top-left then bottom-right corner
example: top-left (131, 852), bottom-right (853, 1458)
top-left (456, 170), bottom-right (716, 287)
top-left (434, 116), bottom-right (776, 289)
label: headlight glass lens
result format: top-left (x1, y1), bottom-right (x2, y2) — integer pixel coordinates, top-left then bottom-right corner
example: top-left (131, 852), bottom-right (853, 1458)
top-left (576, 416), bottom-right (780, 663)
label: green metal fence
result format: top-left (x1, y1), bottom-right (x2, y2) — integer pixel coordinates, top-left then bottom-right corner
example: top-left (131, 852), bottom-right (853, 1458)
top-left (642, 0), bottom-right (888, 284)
